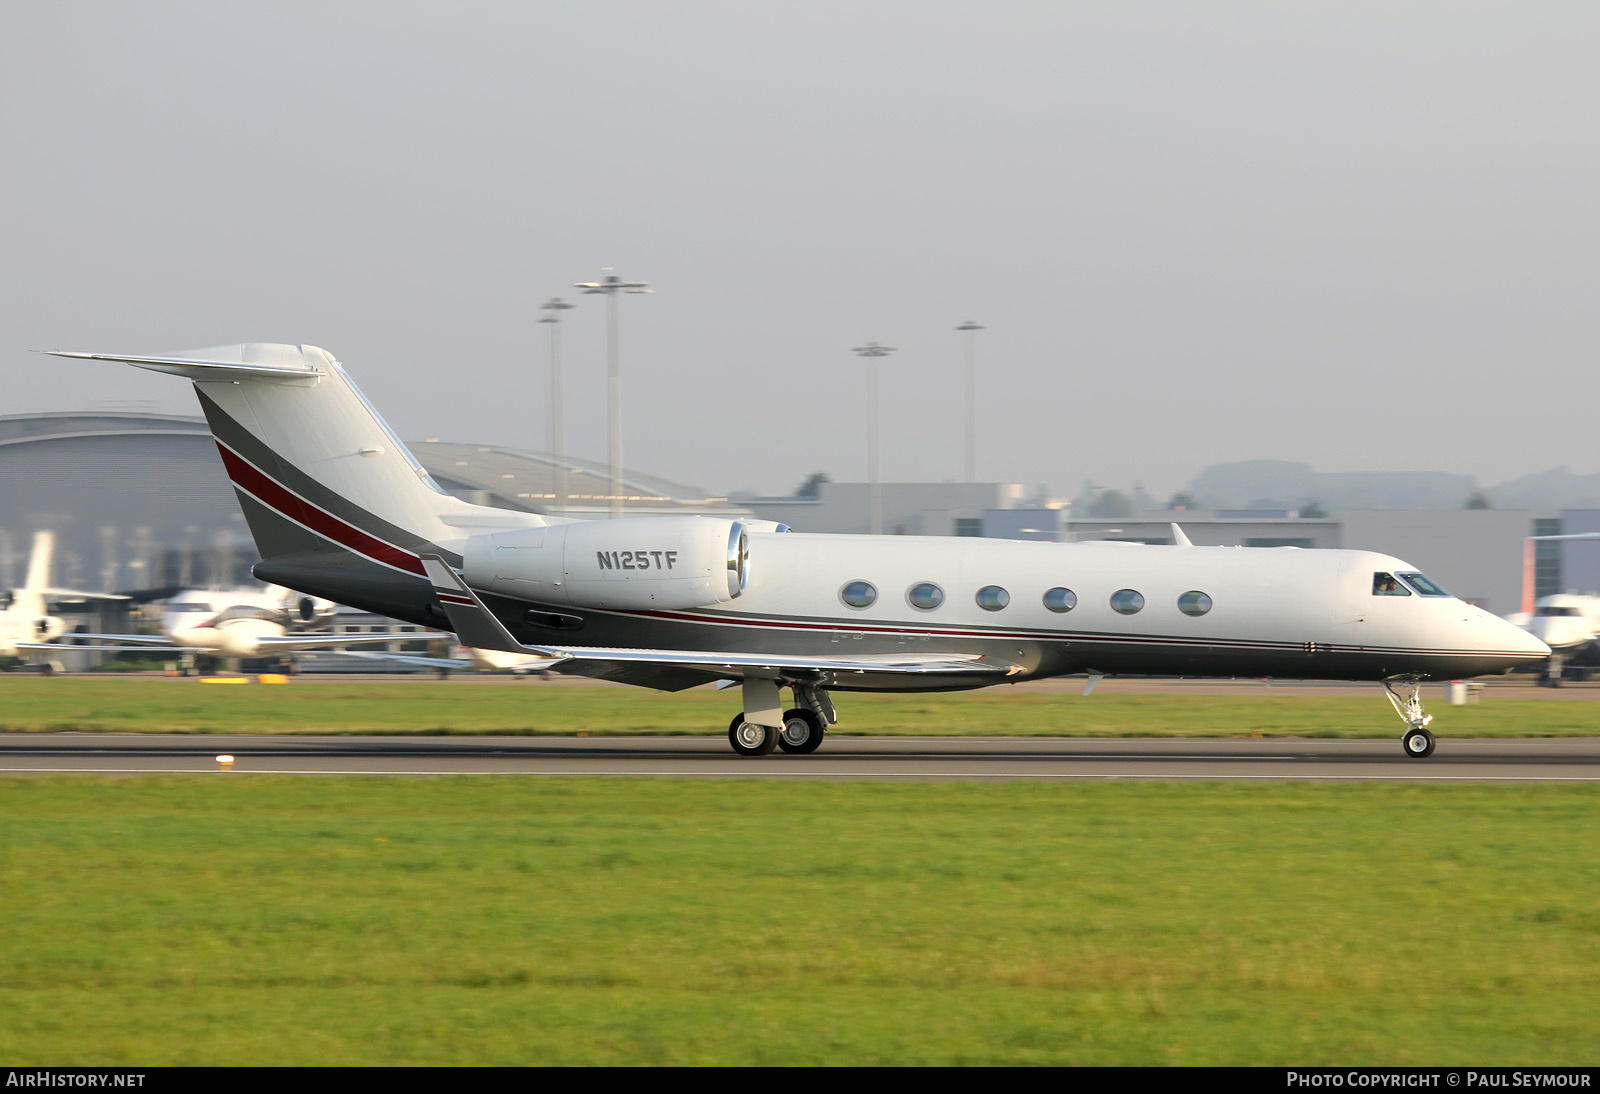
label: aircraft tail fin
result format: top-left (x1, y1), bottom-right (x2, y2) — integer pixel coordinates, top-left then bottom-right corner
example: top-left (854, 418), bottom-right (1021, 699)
top-left (12, 530), bottom-right (54, 619)
top-left (21, 530), bottom-right (53, 594)
top-left (45, 345), bottom-right (543, 620)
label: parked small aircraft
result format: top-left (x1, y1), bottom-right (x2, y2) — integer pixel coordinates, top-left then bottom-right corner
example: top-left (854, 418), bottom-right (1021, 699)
top-left (1, 530), bottom-right (130, 662)
top-left (1507, 530), bottom-right (1600, 685)
top-left (49, 343), bottom-right (1550, 756)
top-left (1506, 594), bottom-right (1600, 685)
top-left (70, 584), bottom-right (428, 661)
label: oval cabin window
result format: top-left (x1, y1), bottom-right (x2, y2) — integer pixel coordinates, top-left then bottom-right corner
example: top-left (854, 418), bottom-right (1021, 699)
top-left (1043, 587), bottom-right (1077, 613)
top-left (840, 581), bottom-right (877, 609)
top-left (975, 585), bottom-right (1011, 611)
top-left (1110, 589), bottom-right (1145, 615)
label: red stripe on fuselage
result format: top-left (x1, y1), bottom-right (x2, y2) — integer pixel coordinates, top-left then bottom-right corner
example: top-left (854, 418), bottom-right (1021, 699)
top-left (215, 442), bottom-right (426, 576)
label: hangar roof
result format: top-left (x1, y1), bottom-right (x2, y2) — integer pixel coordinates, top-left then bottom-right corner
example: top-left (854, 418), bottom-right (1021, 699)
top-left (0, 411), bottom-right (210, 444)
top-left (413, 439), bottom-right (748, 517)
top-left (0, 412), bottom-right (745, 518)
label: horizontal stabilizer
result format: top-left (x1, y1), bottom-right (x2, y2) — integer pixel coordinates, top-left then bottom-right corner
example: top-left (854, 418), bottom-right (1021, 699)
top-left (44, 345), bottom-right (329, 383)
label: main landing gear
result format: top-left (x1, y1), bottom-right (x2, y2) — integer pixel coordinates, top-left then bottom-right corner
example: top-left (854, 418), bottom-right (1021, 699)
top-left (1384, 679), bottom-right (1436, 758)
top-left (727, 680), bottom-right (836, 756)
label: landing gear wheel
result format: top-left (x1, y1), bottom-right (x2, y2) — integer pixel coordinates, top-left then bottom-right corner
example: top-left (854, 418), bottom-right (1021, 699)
top-left (728, 712), bottom-right (778, 756)
top-left (777, 708), bottom-right (825, 754)
top-left (1402, 727), bottom-right (1436, 758)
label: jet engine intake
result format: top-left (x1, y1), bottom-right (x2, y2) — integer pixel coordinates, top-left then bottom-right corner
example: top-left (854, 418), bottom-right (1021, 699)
top-left (464, 517), bottom-right (750, 610)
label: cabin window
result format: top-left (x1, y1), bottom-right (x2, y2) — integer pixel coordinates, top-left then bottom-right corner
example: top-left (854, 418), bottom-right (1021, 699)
top-left (1397, 572), bottom-right (1450, 597)
top-left (975, 585), bottom-right (1011, 611)
top-left (1110, 589), bottom-right (1145, 614)
top-left (1043, 587), bottom-right (1077, 613)
top-left (1372, 572), bottom-right (1411, 596)
top-left (1177, 591), bottom-right (1212, 616)
top-left (840, 581), bottom-right (877, 608)
top-left (907, 582), bottom-right (945, 611)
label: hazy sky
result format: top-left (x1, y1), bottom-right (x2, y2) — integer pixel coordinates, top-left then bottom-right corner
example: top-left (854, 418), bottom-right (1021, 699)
top-left (5, 2), bottom-right (1598, 501)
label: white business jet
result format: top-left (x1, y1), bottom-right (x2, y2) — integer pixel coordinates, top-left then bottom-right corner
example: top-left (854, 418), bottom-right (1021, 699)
top-left (1507, 594), bottom-right (1600, 685)
top-left (47, 344), bottom-right (1549, 757)
top-left (1505, 530), bottom-right (1600, 685)
top-left (71, 584), bottom-right (429, 661)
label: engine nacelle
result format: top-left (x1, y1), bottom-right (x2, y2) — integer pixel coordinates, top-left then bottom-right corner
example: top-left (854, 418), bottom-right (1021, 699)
top-left (463, 517), bottom-right (749, 611)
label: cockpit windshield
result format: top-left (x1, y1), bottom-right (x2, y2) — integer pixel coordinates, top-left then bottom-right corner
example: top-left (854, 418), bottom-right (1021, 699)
top-left (1397, 572), bottom-right (1450, 597)
top-left (1536, 605), bottom-right (1581, 617)
top-left (1372, 572), bottom-right (1411, 596)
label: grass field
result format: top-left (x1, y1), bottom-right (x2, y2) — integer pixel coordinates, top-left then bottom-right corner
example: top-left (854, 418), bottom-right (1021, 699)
top-left (1, 675), bottom-right (1598, 738)
top-left (1, 776), bottom-right (1596, 1065)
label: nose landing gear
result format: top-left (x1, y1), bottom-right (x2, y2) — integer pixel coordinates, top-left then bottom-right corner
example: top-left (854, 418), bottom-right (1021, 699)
top-left (1385, 679), bottom-right (1436, 758)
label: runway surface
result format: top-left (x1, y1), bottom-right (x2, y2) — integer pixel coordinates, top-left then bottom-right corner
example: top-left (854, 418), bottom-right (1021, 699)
top-left (4, 732), bottom-right (1599, 781)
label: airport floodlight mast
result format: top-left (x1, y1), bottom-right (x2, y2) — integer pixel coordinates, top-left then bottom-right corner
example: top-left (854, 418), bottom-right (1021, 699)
top-left (574, 269), bottom-right (652, 519)
top-left (538, 296), bottom-right (576, 515)
top-left (956, 320), bottom-right (985, 483)
top-left (852, 341), bottom-right (896, 535)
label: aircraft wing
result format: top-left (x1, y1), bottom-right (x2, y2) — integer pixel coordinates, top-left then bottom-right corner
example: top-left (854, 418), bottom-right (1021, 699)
top-left (322, 649), bottom-right (481, 671)
top-left (247, 633), bottom-right (435, 652)
top-left (51, 632), bottom-right (432, 653)
top-left (419, 555), bottom-right (1018, 687)
top-left (42, 588), bottom-right (132, 601)
top-left (12, 642), bottom-right (187, 653)
top-left (52, 634), bottom-right (175, 646)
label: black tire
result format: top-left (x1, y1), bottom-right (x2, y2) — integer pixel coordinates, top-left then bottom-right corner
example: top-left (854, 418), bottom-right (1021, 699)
top-left (1402, 727), bottom-right (1436, 759)
top-left (777, 708), bottom-right (825, 754)
top-left (728, 712), bottom-right (778, 756)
